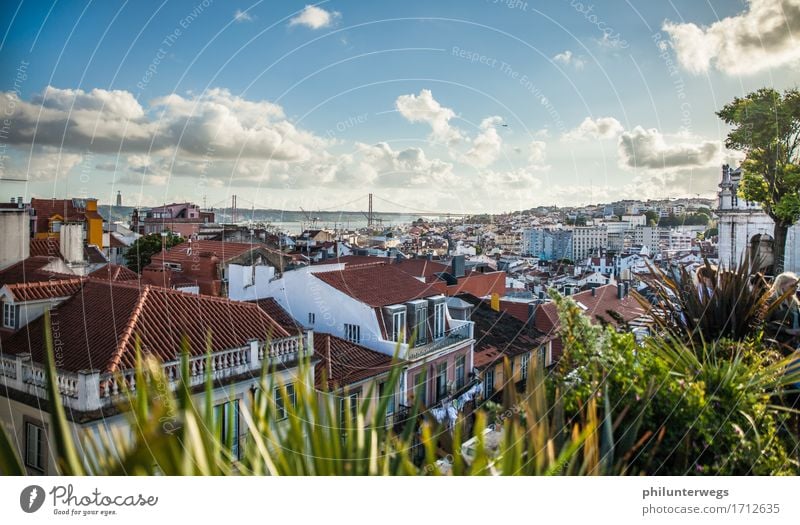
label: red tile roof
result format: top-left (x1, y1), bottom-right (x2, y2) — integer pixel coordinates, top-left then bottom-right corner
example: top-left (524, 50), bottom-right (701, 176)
top-left (314, 255), bottom-right (389, 268)
top-left (534, 284), bottom-right (645, 336)
top-left (459, 294), bottom-right (547, 370)
top-left (314, 333), bottom-right (396, 390)
top-left (313, 264), bottom-right (439, 307)
top-left (88, 264), bottom-right (139, 282)
top-left (393, 258), bottom-right (449, 278)
top-left (498, 300), bottom-right (535, 324)
top-left (248, 298), bottom-right (303, 334)
top-left (29, 238), bottom-right (61, 257)
top-left (2, 278), bottom-right (83, 301)
top-left (152, 240), bottom-right (263, 265)
top-left (0, 256), bottom-right (70, 285)
top-left (1, 280), bottom-right (294, 374)
top-left (30, 198), bottom-right (100, 233)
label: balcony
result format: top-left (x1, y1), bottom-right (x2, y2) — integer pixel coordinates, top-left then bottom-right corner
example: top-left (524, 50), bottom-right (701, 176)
top-left (406, 321), bottom-right (474, 361)
top-left (0, 334), bottom-right (310, 412)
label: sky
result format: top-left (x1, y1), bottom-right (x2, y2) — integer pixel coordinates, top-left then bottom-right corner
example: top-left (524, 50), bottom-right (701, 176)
top-left (0, 0), bottom-right (799, 214)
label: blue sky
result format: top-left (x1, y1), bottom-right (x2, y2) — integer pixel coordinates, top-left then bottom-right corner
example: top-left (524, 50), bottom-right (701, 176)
top-left (1, 0), bottom-right (798, 213)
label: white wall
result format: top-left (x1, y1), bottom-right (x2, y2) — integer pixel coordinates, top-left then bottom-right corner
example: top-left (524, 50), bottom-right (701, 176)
top-left (0, 209), bottom-right (29, 270)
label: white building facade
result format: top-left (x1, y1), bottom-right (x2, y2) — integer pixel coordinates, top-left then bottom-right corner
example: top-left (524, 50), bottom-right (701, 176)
top-left (717, 164), bottom-right (800, 273)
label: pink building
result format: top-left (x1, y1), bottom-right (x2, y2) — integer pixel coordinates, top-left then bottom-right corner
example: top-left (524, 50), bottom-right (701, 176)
top-left (133, 202), bottom-right (215, 237)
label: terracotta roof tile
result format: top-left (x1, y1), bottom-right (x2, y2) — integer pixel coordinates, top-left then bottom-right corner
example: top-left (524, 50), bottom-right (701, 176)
top-left (3, 278), bottom-right (83, 301)
top-left (1, 280), bottom-right (294, 374)
top-left (0, 256), bottom-right (70, 285)
top-left (248, 298), bottom-right (303, 334)
top-left (459, 294), bottom-right (547, 370)
top-left (29, 238), bottom-right (61, 257)
top-left (314, 333), bottom-right (396, 390)
top-left (152, 240), bottom-right (264, 265)
top-left (88, 264), bottom-right (139, 282)
top-left (535, 284), bottom-right (645, 336)
top-left (313, 264), bottom-right (439, 307)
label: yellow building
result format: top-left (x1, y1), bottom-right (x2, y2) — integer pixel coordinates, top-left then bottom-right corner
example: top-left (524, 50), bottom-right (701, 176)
top-left (31, 198), bottom-right (104, 248)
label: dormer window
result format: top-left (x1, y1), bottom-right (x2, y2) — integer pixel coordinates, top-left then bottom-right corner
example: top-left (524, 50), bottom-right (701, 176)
top-left (406, 301), bottom-right (427, 345)
top-left (383, 305), bottom-right (406, 343)
top-left (433, 302), bottom-right (446, 340)
top-left (3, 302), bottom-right (17, 329)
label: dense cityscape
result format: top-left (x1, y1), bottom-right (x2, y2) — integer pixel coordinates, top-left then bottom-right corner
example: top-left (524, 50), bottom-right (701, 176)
top-left (1, 4), bottom-right (799, 518)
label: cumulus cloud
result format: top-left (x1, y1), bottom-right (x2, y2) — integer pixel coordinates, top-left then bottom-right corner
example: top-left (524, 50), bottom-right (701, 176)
top-left (528, 140), bottom-right (547, 165)
top-left (1, 147), bottom-right (83, 182)
top-left (353, 142), bottom-right (456, 187)
top-left (0, 86), bottom-right (329, 161)
top-left (233, 9), bottom-right (254, 23)
top-left (553, 50), bottom-right (585, 70)
top-left (663, 0), bottom-right (800, 75)
top-left (463, 116), bottom-right (503, 168)
top-left (395, 89), bottom-right (463, 145)
top-left (617, 126), bottom-right (721, 171)
top-left (563, 116), bottom-right (623, 141)
top-left (288, 5), bottom-right (340, 29)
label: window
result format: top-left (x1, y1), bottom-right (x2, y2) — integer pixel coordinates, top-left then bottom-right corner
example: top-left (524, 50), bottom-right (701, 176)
top-left (413, 373), bottom-right (427, 406)
top-left (391, 310), bottom-right (406, 343)
top-left (483, 368), bottom-right (494, 399)
top-left (379, 381), bottom-right (395, 414)
top-left (455, 356), bottom-right (466, 389)
top-left (344, 323), bottom-right (361, 344)
top-left (3, 303), bottom-right (16, 329)
top-left (213, 399), bottom-right (240, 459)
top-left (274, 383), bottom-right (296, 420)
top-left (520, 353), bottom-right (531, 382)
top-left (308, 312), bottom-right (315, 325)
top-left (433, 302), bottom-right (446, 340)
top-left (25, 421), bottom-right (45, 472)
top-left (339, 392), bottom-right (359, 427)
top-left (435, 363), bottom-right (448, 402)
top-left (50, 220), bottom-right (62, 233)
top-left (415, 305), bottom-right (428, 344)
top-left (537, 344), bottom-right (549, 367)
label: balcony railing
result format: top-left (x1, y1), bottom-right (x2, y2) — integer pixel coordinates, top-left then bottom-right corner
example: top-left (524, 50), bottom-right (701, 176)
top-left (0, 334), bottom-right (310, 412)
top-left (406, 322), bottom-right (473, 361)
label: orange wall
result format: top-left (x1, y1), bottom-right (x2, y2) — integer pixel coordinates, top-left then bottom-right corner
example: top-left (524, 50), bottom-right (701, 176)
top-left (85, 199), bottom-right (103, 247)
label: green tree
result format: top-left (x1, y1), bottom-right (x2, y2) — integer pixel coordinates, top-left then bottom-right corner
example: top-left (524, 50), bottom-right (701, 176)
top-left (124, 232), bottom-right (183, 273)
top-left (644, 210), bottom-right (659, 226)
top-left (717, 88), bottom-right (800, 273)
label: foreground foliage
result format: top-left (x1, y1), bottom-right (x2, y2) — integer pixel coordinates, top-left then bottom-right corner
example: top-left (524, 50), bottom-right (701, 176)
top-left (1, 295), bottom-right (799, 475)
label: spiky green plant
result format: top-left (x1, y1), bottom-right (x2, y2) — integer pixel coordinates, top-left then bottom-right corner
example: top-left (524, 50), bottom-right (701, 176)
top-left (637, 258), bottom-right (785, 346)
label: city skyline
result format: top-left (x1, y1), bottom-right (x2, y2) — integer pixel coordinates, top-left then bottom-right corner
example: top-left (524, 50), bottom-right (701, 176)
top-left (1, 0), bottom-right (799, 213)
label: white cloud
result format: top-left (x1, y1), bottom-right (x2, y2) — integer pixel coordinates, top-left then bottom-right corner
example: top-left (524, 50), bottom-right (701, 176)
top-left (563, 116), bottom-right (623, 141)
top-left (528, 140), bottom-right (547, 165)
top-left (233, 9), bottom-right (254, 23)
top-left (553, 50), bottom-right (585, 70)
top-left (288, 5), bottom-right (340, 29)
top-left (663, 0), bottom-right (800, 75)
top-left (617, 126), bottom-right (721, 171)
top-left (2, 146), bottom-right (83, 182)
top-left (395, 89), bottom-right (463, 145)
top-left (1, 86), bottom-right (329, 161)
top-left (463, 116), bottom-right (503, 168)
top-left (353, 142), bottom-right (456, 187)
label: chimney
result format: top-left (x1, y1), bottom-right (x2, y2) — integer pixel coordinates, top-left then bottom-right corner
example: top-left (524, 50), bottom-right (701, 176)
top-left (591, 287), bottom-right (596, 297)
top-left (426, 253), bottom-right (432, 261)
top-left (624, 282), bottom-right (629, 297)
top-left (451, 255), bottom-right (465, 278)
top-left (526, 302), bottom-right (538, 328)
top-left (617, 283), bottom-right (624, 300)
top-left (60, 222), bottom-right (86, 265)
top-left (0, 207), bottom-right (30, 270)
